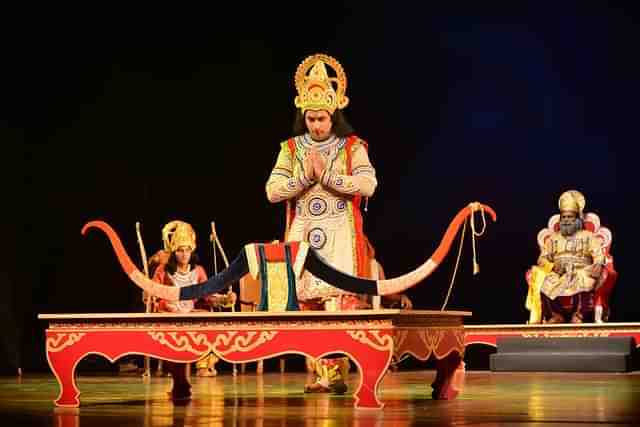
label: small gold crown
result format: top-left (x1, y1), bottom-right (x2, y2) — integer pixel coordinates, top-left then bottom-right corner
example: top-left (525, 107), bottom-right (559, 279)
top-left (294, 53), bottom-right (349, 114)
top-left (558, 190), bottom-right (586, 215)
top-left (162, 220), bottom-right (196, 252)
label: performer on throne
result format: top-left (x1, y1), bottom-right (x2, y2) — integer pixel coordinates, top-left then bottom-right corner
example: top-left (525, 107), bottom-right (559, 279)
top-left (526, 190), bottom-right (606, 324)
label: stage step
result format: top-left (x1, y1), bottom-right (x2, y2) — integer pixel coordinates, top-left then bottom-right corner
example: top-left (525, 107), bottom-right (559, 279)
top-left (490, 336), bottom-right (635, 372)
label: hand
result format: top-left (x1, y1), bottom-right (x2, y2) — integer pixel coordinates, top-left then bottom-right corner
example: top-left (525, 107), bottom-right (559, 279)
top-left (553, 263), bottom-right (565, 275)
top-left (227, 291), bottom-right (237, 306)
top-left (310, 149), bottom-right (326, 179)
top-left (400, 295), bottom-right (413, 310)
top-left (303, 153), bottom-right (315, 181)
top-left (206, 294), bottom-right (223, 306)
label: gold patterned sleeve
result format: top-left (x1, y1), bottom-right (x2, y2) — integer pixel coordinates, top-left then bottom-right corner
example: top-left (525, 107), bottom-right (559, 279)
top-left (589, 233), bottom-right (606, 266)
top-left (266, 142), bottom-right (314, 203)
top-left (320, 143), bottom-right (377, 197)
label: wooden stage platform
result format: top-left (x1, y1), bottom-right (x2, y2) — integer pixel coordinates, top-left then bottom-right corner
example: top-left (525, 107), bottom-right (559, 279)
top-left (2, 370), bottom-right (639, 426)
top-left (9, 315), bottom-right (637, 425)
top-left (464, 322), bottom-right (640, 347)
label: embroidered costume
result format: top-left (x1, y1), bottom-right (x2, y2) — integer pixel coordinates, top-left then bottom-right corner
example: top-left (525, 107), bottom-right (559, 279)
top-left (265, 53), bottom-right (378, 392)
top-left (153, 221), bottom-right (220, 378)
top-left (526, 191), bottom-right (606, 323)
top-left (266, 54), bottom-right (377, 305)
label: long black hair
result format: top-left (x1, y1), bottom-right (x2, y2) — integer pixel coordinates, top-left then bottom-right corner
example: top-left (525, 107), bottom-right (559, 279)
top-left (165, 251), bottom-right (201, 275)
top-left (292, 109), bottom-right (355, 137)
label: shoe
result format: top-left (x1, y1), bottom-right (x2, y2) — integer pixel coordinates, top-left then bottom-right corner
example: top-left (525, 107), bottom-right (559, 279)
top-left (196, 368), bottom-right (217, 377)
top-left (167, 389), bottom-right (191, 401)
top-left (304, 380), bottom-right (348, 394)
top-left (570, 313), bottom-right (583, 324)
top-left (329, 380), bottom-right (348, 395)
top-left (304, 381), bottom-right (330, 393)
top-left (543, 313), bottom-right (565, 324)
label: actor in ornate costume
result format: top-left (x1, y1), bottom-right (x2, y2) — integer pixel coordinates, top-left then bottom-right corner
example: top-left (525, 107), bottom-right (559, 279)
top-left (266, 53), bottom-right (402, 393)
top-left (266, 54), bottom-right (377, 302)
top-left (153, 221), bottom-right (236, 382)
top-left (526, 191), bottom-right (605, 324)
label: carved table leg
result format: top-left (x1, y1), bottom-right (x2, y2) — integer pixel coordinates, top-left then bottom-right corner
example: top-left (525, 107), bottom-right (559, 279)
top-left (47, 350), bottom-right (84, 407)
top-left (431, 351), bottom-right (463, 400)
top-left (352, 355), bottom-right (391, 409)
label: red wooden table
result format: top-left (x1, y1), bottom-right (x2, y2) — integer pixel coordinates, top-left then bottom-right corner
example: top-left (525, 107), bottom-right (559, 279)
top-left (39, 310), bottom-right (469, 409)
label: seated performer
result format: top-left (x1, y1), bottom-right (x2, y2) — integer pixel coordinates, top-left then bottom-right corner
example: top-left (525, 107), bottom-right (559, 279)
top-left (526, 190), bottom-right (605, 324)
top-left (265, 53), bottom-right (410, 393)
top-left (153, 221), bottom-right (236, 384)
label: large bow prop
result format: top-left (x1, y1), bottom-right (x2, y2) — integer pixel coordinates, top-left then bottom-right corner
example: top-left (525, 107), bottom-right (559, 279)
top-left (82, 203), bottom-right (496, 302)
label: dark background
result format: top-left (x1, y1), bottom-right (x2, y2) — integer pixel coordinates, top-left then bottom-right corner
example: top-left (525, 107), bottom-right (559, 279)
top-left (2, 2), bottom-right (639, 372)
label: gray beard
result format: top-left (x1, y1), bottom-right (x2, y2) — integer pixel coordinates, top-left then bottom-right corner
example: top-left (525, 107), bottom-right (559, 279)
top-left (560, 222), bottom-right (579, 236)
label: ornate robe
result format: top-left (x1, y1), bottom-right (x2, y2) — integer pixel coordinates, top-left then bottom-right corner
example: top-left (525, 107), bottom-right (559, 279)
top-left (538, 229), bottom-right (605, 299)
top-left (152, 265), bottom-right (208, 312)
top-left (265, 133), bottom-right (377, 301)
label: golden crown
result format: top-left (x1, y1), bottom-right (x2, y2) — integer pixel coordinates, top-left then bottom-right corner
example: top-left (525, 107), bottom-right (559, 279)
top-left (558, 190), bottom-right (586, 215)
top-left (162, 220), bottom-right (196, 252)
top-left (294, 53), bottom-right (349, 114)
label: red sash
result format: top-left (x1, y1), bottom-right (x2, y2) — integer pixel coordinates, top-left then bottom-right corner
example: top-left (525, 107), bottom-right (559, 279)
top-left (252, 241), bottom-right (302, 263)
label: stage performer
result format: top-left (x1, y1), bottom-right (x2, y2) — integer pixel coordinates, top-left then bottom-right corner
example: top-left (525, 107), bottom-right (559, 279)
top-left (526, 190), bottom-right (605, 324)
top-left (265, 53), bottom-right (409, 393)
top-left (153, 221), bottom-right (236, 395)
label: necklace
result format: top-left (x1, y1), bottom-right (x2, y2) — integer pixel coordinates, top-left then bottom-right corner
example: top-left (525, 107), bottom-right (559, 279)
top-left (176, 264), bottom-right (191, 274)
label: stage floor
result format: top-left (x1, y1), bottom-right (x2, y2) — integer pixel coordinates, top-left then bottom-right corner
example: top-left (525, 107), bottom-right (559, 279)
top-left (1, 369), bottom-right (639, 426)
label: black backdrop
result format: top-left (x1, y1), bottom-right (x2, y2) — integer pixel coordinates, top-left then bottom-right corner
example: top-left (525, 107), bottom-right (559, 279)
top-left (2, 2), bottom-right (639, 372)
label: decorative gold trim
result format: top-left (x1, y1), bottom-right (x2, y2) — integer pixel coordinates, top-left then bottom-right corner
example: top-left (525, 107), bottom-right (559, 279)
top-left (346, 330), bottom-right (393, 351)
top-left (39, 309), bottom-right (470, 320)
top-left (219, 331), bottom-right (279, 355)
top-left (47, 333), bottom-right (86, 353)
top-left (147, 330), bottom-right (279, 356)
top-left (424, 329), bottom-right (444, 349)
top-left (393, 329), bottom-right (465, 361)
top-left (265, 262), bottom-right (289, 311)
top-left (521, 331), bottom-right (611, 338)
top-left (148, 331), bottom-right (213, 355)
top-left (47, 318), bottom-right (396, 331)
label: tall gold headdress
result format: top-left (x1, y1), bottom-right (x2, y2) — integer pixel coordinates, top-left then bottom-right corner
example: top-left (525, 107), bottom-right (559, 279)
top-left (162, 220), bottom-right (197, 252)
top-left (558, 190), bottom-right (586, 216)
top-left (294, 53), bottom-right (349, 114)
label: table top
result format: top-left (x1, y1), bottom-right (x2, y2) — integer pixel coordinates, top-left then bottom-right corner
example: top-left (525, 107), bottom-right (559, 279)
top-left (39, 309), bottom-right (471, 328)
top-left (39, 309), bottom-right (471, 319)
